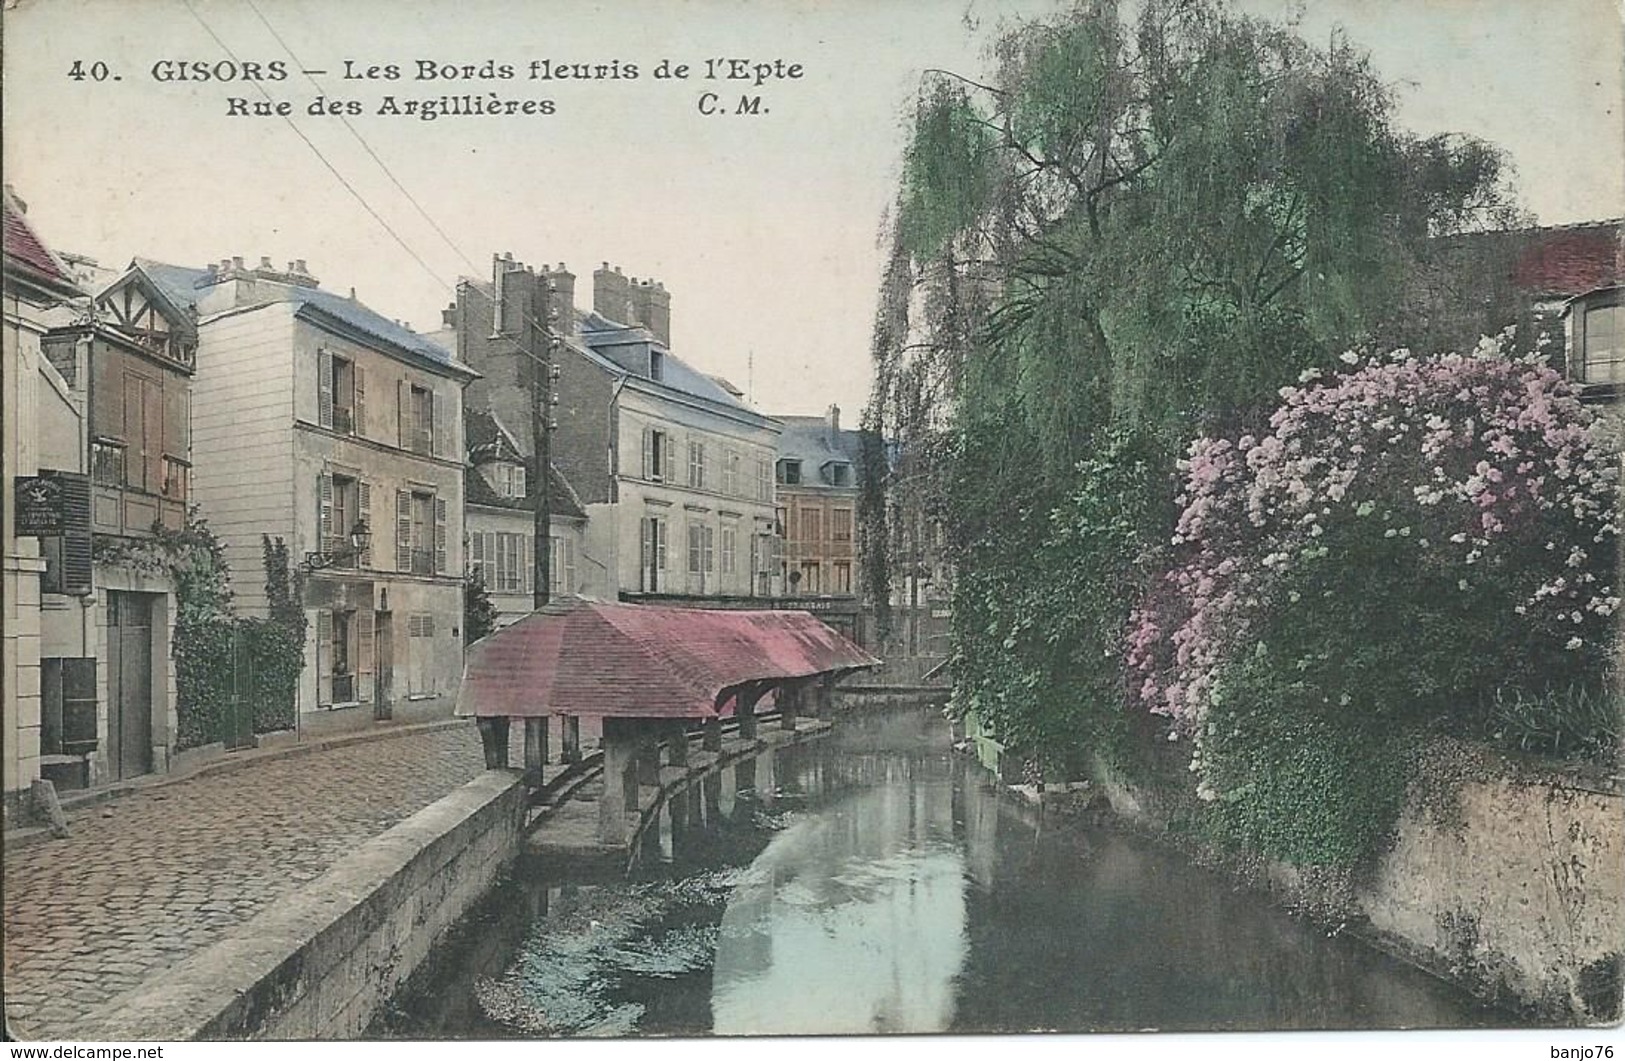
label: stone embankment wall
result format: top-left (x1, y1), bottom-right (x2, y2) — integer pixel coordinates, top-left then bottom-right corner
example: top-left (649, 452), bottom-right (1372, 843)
top-left (1094, 742), bottom-right (1623, 1023)
top-left (1358, 760), bottom-right (1622, 1022)
top-left (81, 770), bottom-right (525, 1040)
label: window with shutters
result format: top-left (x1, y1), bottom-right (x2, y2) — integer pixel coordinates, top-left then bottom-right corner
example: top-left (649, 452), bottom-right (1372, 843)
top-left (642, 427), bottom-right (672, 482)
top-left (639, 515), bottom-right (668, 592)
top-left (756, 456), bottom-right (772, 501)
top-left (720, 523), bottom-right (737, 575)
top-left (723, 450), bottom-right (740, 495)
top-left (833, 561), bottom-right (853, 594)
top-left (319, 350), bottom-right (361, 435)
top-left (687, 440), bottom-right (706, 489)
top-left (549, 534), bottom-right (577, 597)
top-left (319, 473), bottom-right (366, 566)
top-left (398, 490), bottom-right (439, 574)
top-left (799, 560), bottom-right (821, 593)
top-left (686, 522), bottom-right (715, 592)
top-left (402, 383), bottom-right (434, 455)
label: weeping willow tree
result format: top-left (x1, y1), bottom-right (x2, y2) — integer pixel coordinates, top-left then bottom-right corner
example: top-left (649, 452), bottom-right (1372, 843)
top-left (861, 0), bottom-right (1522, 775)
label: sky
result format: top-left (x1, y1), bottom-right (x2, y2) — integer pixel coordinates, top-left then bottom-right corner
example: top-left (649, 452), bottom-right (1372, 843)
top-left (4, 0), bottom-right (1621, 423)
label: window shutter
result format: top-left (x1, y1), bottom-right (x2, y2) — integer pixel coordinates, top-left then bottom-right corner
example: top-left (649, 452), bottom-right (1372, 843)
top-left (640, 518), bottom-right (653, 589)
top-left (357, 481), bottom-right (372, 565)
top-left (358, 608), bottom-right (374, 678)
top-left (565, 537), bottom-right (576, 594)
top-left (318, 348), bottom-right (334, 429)
top-left (656, 518), bottom-right (667, 572)
top-left (316, 610), bottom-right (333, 706)
top-left (353, 365), bottom-right (366, 438)
top-left (398, 379), bottom-right (410, 449)
top-left (663, 434), bottom-right (676, 484)
top-left (434, 497), bottom-right (448, 573)
top-left (515, 464), bottom-right (526, 498)
top-left (641, 427), bottom-right (652, 480)
top-left (319, 472), bottom-right (334, 553)
top-left (470, 529), bottom-right (484, 575)
top-left (524, 534), bottom-right (533, 596)
top-left (396, 489), bottom-right (412, 571)
top-left (430, 390), bottom-right (446, 458)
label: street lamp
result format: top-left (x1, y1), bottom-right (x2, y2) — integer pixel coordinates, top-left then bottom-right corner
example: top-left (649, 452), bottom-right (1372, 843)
top-left (301, 520), bottom-right (371, 572)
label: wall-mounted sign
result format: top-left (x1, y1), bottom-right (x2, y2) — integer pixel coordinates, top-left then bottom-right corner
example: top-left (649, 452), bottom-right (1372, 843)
top-left (14, 472), bottom-right (89, 536)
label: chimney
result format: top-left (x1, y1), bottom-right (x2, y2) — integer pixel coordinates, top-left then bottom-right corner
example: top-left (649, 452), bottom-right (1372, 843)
top-left (593, 262), bottom-right (632, 324)
top-left (441, 301), bottom-right (458, 329)
top-left (826, 403), bottom-right (841, 442)
top-left (544, 262), bottom-right (575, 332)
top-left (282, 259), bottom-right (319, 287)
top-left (628, 276), bottom-right (672, 347)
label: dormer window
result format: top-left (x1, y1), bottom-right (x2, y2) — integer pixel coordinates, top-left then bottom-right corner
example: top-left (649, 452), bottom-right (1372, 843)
top-left (825, 461), bottom-right (852, 487)
top-left (778, 459), bottom-right (802, 486)
top-left (649, 349), bottom-right (665, 382)
top-left (492, 462), bottom-right (527, 498)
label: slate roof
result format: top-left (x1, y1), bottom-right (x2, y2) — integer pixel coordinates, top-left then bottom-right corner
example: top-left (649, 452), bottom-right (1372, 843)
top-left (776, 415), bottom-right (862, 487)
top-left (579, 309), bottom-right (757, 413)
top-left (3, 189), bottom-right (81, 296)
top-left (456, 597), bottom-right (880, 719)
top-left (135, 258), bottom-right (468, 373)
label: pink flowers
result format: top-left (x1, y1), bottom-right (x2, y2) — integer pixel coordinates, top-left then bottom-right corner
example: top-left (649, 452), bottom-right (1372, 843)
top-left (1127, 339), bottom-right (1621, 756)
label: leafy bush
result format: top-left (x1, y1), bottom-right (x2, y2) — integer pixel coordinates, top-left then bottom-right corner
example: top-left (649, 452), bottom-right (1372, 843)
top-left (1127, 339), bottom-right (1619, 862)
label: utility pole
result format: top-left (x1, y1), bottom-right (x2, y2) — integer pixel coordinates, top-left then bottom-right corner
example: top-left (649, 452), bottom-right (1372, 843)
top-left (491, 254), bottom-right (557, 610)
top-left (524, 268), bottom-right (557, 610)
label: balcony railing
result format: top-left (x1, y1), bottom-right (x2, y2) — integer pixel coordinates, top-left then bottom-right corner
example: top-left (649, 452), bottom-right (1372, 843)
top-left (332, 406), bottom-right (355, 435)
top-left (409, 548), bottom-right (436, 575)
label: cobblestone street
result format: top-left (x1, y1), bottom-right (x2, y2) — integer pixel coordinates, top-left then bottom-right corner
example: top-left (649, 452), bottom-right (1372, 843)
top-left (2, 723), bottom-right (486, 1040)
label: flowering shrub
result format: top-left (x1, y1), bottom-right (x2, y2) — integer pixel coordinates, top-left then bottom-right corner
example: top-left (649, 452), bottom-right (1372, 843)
top-left (1129, 337), bottom-right (1620, 801)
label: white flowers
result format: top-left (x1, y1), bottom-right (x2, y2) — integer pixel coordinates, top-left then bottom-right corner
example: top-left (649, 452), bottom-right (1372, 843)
top-left (1338, 351), bottom-right (1361, 365)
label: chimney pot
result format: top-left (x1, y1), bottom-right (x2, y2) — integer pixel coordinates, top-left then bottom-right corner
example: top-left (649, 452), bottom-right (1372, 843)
top-left (259, 256), bottom-right (274, 270)
top-left (232, 256), bottom-right (244, 269)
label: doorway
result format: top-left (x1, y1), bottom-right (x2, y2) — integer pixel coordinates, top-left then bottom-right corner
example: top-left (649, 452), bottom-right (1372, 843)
top-left (106, 591), bottom-right (154, 780)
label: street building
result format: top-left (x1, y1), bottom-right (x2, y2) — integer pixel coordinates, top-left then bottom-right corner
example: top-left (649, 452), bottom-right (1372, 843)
top-left (771, 404), bottom-right (863, 641)
top-left (2, 187), bottom-right (89, 822)
top-left (154, 255), bottom-right (478, 727)
top-left (464, 406), bottom-right (592, 626)
top-left (449, 258), bottom-right (784, 606)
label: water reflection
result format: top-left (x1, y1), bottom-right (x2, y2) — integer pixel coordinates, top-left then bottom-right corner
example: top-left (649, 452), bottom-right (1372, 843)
top-left (711, 760), bottom-right (968, 1035)
top-left (382, 706), bottom-right (1513, 1038)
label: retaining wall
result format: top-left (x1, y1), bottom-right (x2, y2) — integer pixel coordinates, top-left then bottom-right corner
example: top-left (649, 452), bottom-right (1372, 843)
top-left (80, 769), bottom-right (525, 1040)
top-left (1094, 742), bottom-right (1623, 1022)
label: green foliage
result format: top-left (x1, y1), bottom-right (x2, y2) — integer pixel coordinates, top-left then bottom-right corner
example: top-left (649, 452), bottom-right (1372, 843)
top-left (868, 0), bottom-right (1524, 859)
top-left (951, 428), bottom-right (1174, 778)
top-left (1483, 682), bottom-right (1622, 764)
top-left (1199, 647), bottom-right (1409, 866)
top-left (464, 572), bottom-right (498, 646)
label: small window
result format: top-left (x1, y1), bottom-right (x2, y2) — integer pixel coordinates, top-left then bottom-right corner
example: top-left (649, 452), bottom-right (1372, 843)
top-left (778, 459), bottom-right (802, 486)
top-left (92, 440), bottom-right (126, 486)
top-left (649, 350), bottom-right (665, 382)
top-left (1581, 303), bottom-right (1624, 385)
top-left (162, 457), bottom-right (190, 502)
top-left (831, 508), bottom-right (853, 542)
top-left (826, 462), bottom-right (852, 487)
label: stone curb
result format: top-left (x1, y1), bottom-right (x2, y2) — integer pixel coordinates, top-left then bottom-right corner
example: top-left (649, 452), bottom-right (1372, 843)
top-left (3, 718), bottom-right (477, 854)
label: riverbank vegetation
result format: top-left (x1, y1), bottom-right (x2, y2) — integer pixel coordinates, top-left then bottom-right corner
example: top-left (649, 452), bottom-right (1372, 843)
top-left (861, 0), bottom-right (1620, 867)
